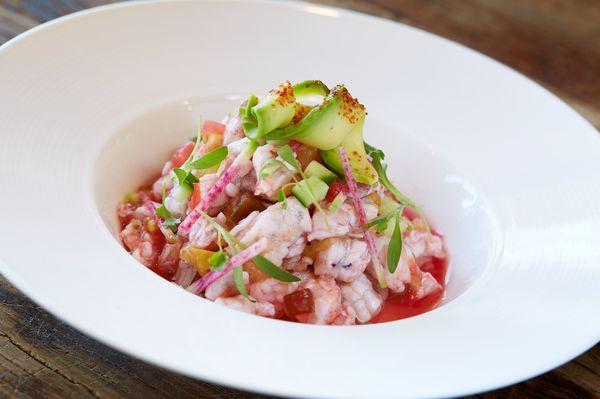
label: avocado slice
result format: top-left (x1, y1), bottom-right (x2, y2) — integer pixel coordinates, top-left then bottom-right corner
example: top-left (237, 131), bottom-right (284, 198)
top-left (320, 116), bottom-right (379, 185)
top-left (291, 176), bottom-right (329, 207)
top-left (292, 80), bottom-right (330, 105)
top-left (251, 81), bottom-right (297, 137)
top-left (304, 160), bottom-right (337, 185)
top-left (264, 85), bottom-right (365, 150)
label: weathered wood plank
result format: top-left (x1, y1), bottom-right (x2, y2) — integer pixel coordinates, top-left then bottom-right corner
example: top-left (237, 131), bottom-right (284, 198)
top-left (0, 1), bottom-right (598, 398)
top-left (315, 0), bottom-right (600, 129)
top-left (0, 277), bottom-right (273, 399)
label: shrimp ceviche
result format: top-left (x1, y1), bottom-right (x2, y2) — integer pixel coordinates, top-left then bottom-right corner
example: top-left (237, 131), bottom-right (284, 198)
top-left (118, 80), bottom-right (448, 325)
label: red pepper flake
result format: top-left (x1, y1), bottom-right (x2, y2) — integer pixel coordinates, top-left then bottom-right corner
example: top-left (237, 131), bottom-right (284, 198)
top-left (270, 81), bottom-right (295, 107)
top-left (284, 289), bottom-right (315, 317)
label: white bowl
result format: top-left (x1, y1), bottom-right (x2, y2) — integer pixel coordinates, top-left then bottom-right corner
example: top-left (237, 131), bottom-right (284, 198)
top-left (0, 1), bottom-right (598, 398)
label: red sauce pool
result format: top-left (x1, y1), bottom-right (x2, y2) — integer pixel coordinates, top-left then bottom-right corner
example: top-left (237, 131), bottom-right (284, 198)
top-left (370, 253), bottom-right (448, 324)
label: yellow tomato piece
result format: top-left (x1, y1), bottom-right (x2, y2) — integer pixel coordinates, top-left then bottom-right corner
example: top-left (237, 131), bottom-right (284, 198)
top-left (180, 246), bottom-right (215, 276)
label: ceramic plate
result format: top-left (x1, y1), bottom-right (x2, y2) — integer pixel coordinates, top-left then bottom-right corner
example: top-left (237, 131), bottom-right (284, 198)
top-left (0, 1), bottom-right (598, 398)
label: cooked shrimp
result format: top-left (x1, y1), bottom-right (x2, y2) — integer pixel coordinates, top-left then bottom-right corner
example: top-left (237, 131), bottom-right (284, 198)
top-left (371, 233), bottom-right (414, 294)
top-left (195, 138), bottom-right (256, 216)
top-left (231, 198), bottom-right (311, 266)
top-left (252, 143), bottom-right (295, 201)
top-left (222, 114), bottom-right (245, 145)
top-left (151, 174), bottom-right (173, 200)
top-left (295, 276), bottom-right (342, 325)
top-left (250, 277), bottom-right (301, 317)
top-left (120, 219), bottom-right (160, 267)
top-left (282, 254), bottom-right (312, 272)
top-left (404, 228), bottom-right (446, 266)
top-left (331, 303), bottom-right (357, 326)
top-left (198, 173), bottom-right (228, 213)
top-left (312, 237), bottom-right (370, 282)
top-left (414, 271), bottom-right (443, 299)
top-left (340, 274), bottom-right (383, 323)
top-left (164, 191), bottom-right (188, 219)
top-left (308, 200), bottom-right (378, 241)
top-left (188, 212), bottom-right (226, 248)
top-left (155, 242), bottom-right (181, 279)
top-left (205, 270), bottom-right (249, 301)
top-left (172, 261), bottom-right (196, 288)
top-left (372, 234), bottom-right (442, 298)
top-left (215, 296), bottom-right (276, 317)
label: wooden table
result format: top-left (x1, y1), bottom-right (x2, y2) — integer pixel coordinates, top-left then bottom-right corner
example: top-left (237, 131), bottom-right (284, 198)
top-left (1, 1), bottom-right (598, 397)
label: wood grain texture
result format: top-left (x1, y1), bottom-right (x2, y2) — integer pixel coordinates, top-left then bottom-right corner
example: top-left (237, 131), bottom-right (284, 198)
top-left (0, 0), bottom-right (598, 398)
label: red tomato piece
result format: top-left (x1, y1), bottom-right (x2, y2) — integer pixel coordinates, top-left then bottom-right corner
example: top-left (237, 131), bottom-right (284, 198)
top-left (402, 206), bottom-right (419, 221)
top-left (284, 289), bottom-right (315, 317)
top-left (189, 182), bottom-right (201, 211)
top-left (201, 120), bottom-right (226, 138)
top-left (170, 141), bottom-right (195, 168)
top-left (325, 179), bottom-right (344, 202)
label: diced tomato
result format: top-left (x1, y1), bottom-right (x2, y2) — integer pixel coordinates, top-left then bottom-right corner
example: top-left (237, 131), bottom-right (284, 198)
top-left (325, 179), bottom-right (344, 202)
top-left (189, 182), bottom-right (201, 211)
top-left (293, 142), bottom-right (322, 170)
top-left (201, 120), bottom-right (226, 139)
top-left (244, 261), bottom-right (268, 283)
top-left (284, 289), bottom-right (314, 317)
top-left (222, 192), bottom-right (266, 228)
top-left (180, 246), bottom-right (215, 276)
top-left (170, 141), bottom-right (195, 168)
top-left (402, 206), bottom-right (419, 221)
top-left (201, 120), bottom-right (226, 151)
top-left (289, 140), bottom-right (302, 152)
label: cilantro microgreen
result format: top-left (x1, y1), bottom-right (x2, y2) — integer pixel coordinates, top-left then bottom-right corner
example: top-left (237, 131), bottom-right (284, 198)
top-left (276, 145), bottom-right (302, 173)
top-left (181, 117), bottom-right (204, 167)
top-left (239, 94), bottom-right (259, 139)
top-left (253, 255), bottom-right (301, 282)
top-left (233, 265), bottom-right (250, 299)
top-left (364, 142), bottom-right (432, 238)
top-left (277, 187), bottom-right (288, 209)
top-left (173, 168), bottom-right (199, 190)
top-left (155, 205), bottom-right (181, 233)
top-left (187, 146), bottom-right (228, 170)
top-left (364, 213), bottom-right (392, 230)
top-left (209, 251), bottom-right (229, 271)
top-left (387, 214), bottom-right (403, 273)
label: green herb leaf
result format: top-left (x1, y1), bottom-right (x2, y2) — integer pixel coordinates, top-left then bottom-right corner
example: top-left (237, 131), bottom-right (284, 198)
top-left (277, 145), bottom-right (302, 173)
top-left (209, 251), bottom-right (229, 271)
top-left (155, 205), bottom-right (181, 232)
top-left (253, 255), bottom-right (301, 282)
top-left (173, 168), bottom-right (199, 190)
top-left (233, 265), bottom-right (249, 298)
top-left (181, 117), bottom-right (203, 167)
top-left (364, 213), bottom-right (392, 230)
top-left (240, 94), bottom-right (259, 139)
top-left (188, 146), bottom-right (228, 170)
top-left (364, 142), bottom-right (432, 237)
top-left (375, 219), bottom-right (389, 233)
top-left (276, 187), bottom-right (288, 209)
top-left (202, 212), bottom-right (300, 284)
top-left (387, 215), bottom-right (403, 273)
top-left (276, 182), bottom-right (296, 210)
top-left (364, 142), bottom-right (417, 209)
